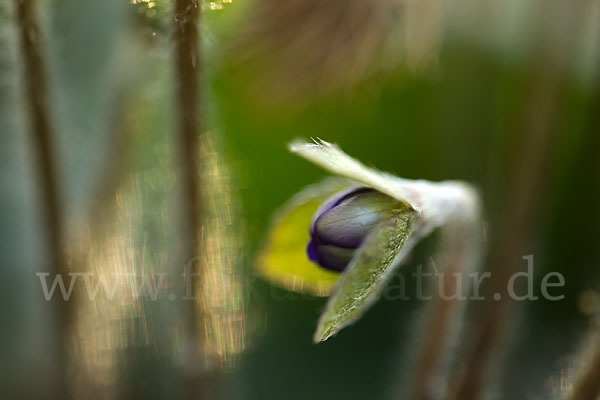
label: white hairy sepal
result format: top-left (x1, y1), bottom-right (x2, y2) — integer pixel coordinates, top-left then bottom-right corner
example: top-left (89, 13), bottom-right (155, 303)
top-left (289, 139), bottom-right (480, 342)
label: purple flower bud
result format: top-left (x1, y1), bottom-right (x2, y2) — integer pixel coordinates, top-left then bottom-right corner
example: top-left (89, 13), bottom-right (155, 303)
top-left (307, 187), bottom-right (402, 272)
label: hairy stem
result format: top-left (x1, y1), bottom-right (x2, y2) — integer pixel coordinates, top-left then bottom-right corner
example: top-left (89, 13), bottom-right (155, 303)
top-left (565, 67), bottom-right (600, 400)
top-left (14, 0), bottom-right (69, 397)
top-left (570, 340), bottom-right (600, 400)
top-left (173, 0), bottom-right (208, 397)
top-left (447, 59), bottom-right (562, 400)
top-left (410, 224), bottom-right (476, 400)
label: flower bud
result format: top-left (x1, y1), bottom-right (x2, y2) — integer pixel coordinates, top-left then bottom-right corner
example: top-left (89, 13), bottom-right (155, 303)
top-left (307, 187), bottom-right (402, 271)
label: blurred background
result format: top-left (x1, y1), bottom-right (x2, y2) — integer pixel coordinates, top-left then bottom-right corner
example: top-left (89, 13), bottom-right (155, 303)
top-left (1, 0), bottom-right (600, 399)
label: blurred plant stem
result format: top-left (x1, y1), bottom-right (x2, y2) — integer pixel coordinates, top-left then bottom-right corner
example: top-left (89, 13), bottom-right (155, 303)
top-left (173, 0), bottom-right (211, 398)
top-left (447, 37), bottom-right (566, 400)
top-left (14, 0), bottom-right (70, 398)
top-left (444, 0), bottom-right (600, 395)
top-left (564, 77), bottom-right (600, 400)
top-left (410, 222), bottom-right (480, 400)
top-left (570, 339), bottom-right (600, 400)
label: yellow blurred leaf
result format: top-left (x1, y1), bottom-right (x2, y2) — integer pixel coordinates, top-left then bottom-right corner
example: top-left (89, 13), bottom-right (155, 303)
top-left (256, 179), bottom-right (353, 296)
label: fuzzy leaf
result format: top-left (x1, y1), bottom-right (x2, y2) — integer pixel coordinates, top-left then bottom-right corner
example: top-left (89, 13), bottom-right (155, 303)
top-left (314, 204), bottom-right (417, 342)
top-left (290, 139), bottom-right (478, 229)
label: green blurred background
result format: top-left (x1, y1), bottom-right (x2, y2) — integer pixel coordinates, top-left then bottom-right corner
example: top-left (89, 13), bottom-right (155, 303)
top-left (1, 0), bottom-right (599, 398)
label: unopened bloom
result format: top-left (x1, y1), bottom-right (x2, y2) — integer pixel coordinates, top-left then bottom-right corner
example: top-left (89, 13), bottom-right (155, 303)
top-left (257, 139), bottom-right (480, 342)
top-left (307, 187), bottom-right (403, 272)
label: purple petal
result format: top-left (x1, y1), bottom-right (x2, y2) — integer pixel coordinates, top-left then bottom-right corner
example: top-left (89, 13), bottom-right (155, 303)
top-left (312, 188), bottom-right (399, 248)
top-left (309, 187), bottom-right (372, 236)
top-left (307, 240), bottom-right (356, 272)
top-left (307, 239), bottom-right (321, 264)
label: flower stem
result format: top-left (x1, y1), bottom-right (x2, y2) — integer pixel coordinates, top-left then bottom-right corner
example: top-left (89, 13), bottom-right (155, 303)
top-left (14, 0), bottom-right (69, 397)
top-left (173, 0), bottom-right (210, 397)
